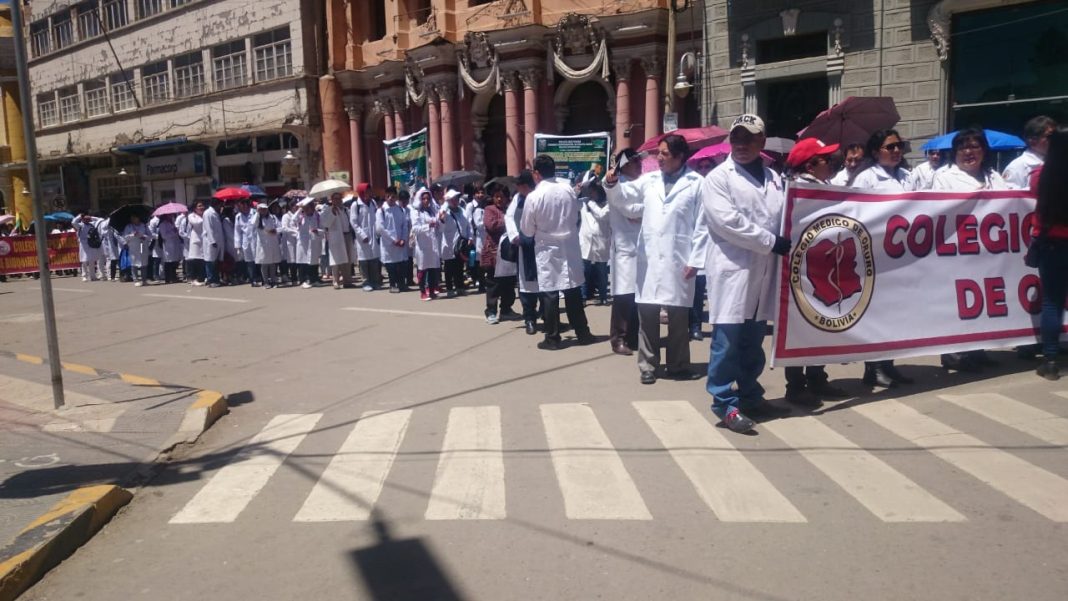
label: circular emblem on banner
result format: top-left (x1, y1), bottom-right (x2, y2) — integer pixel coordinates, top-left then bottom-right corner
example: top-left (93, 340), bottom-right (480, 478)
top-left (790, 213), bottom-right (876, 333)
top-left (0, 240), bottom-right (11, 256)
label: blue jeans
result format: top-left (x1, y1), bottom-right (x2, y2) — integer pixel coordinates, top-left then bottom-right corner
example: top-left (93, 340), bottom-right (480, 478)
top-left (707, 320), bottom-right (767, 419)
top-left (582, 260), bottom-right (609, 303)
top-left (204, 260), bottom-right (219, 284)
top-left (1039, 240), bottom-right (1068, 359)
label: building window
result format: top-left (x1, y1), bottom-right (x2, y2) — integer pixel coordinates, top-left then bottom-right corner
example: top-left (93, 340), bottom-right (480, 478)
top-left (137, 0), bottom-right (163, 19)
top-left (53, 12), bottom-right (74, 50)
top-left (212, 40), bottom-right (248, 91)
top-left (170, 0), bottom-right (192, 7)
top-left (102, 0), bottom-right (128, 29)
top-left (411, 0), bottom-right (432, 26)
top-left (262, 162), bottom-right (282, 182)
top-left (85, 80), bottom-right (109, 117)
top-left (30, 21), bottom-right (50, 57)
top-left (217, 164), bottom-right (249, 185)
top-left (756, 31), bottom-right (827, 64)
top-left (77, 2), bottom-right (102, 40)
top-left (38, 94), bottom-right (58, 128)
top-left (369, 1), bottom-right (387, 41)
top-left (98, 175), bottom-right (143, 212)
top-left (110, 72), bottom-right (137, 111)
top-left (253, 27), bottom-right (293, 82)
top-left (142, 61), bottom-right (169, 105)
top-left (174, 52), bottom-right (205, 98)
top-left (59, 88), bottom-right (81, 123)
top-left (216, 137), bottom-right (252, 156)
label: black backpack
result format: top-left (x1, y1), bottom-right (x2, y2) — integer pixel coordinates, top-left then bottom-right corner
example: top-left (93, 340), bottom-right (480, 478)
top-left (86, 224), bottom-right (102, 249)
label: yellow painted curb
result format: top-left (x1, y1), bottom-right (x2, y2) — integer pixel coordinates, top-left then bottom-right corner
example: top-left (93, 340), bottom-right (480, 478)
top-left (60, 362), bottom-right (98, 376)
top-left (174, 390), bottom-right (228, 440)
top-left (0, 485), bottom-right (132, 601)
top-left (119, 373), bottom-right (161, 386)
top-left (14, 354), bottom-right (43, 365)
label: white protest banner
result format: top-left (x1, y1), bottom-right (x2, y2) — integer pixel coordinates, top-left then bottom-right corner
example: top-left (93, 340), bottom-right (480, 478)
top-left (772, 182), bottom-right (1050, 367)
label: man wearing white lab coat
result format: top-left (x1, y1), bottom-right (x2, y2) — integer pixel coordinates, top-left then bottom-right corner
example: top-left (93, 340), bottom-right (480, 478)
top-left (906, 149), bottom-right (944, 191)
top-left (701, 114), bottom-right (793, 434)
top-left (605, 148), bottom-right (644, 355)
top-left (376, 186), bottom-right (411, 293)
top-left (1003, 115), bottom-right (1055, 188)
top-left (350, 182), bottom-right (381, 291)
top-left (319, 192), bottom-right (355, 288)
top-left (606, 134), bottom-right (709, 385)
top-left (201, 199), bottom-right (226, 287)
top-left (506, 170), bottom-right (543, 335)
top-left (233, 200), bottom-right (259, 286)
top-left (519, 155), bottom-right (594, 350)
top-left (73, 213), bottom-right (105, 281)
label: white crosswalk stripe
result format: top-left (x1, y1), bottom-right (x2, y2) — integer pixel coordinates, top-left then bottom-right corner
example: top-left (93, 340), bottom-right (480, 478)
top-left (171, 413), bottom-right (322, 524)
top-left (634, 401), bottom-right (805, 523)
top-left (761, 415), bottom-right (964, 522)
top-left (855, 400), bottom-right (1068, 522)
top-left (294, 410), bottom-right (412, 522)
top-left (424, 406), bottom-right (506, 520)
top-left (939, 392), bottom-right (1068, 446)
top-left (541, 403), bottom-right (651, 520)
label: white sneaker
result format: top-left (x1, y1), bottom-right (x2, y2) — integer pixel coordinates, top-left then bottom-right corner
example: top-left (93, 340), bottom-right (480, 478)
top-left (81, 276), bottom-right (88, 282)
top-left (485, 313), bottom-right (499, 325)
top-left (134, 281), bottom-right (143, 287)
top-left (301, 282), bottom-right (312, 289)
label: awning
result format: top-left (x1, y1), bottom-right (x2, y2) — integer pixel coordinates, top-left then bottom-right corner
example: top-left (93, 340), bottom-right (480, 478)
top-left (114, 137), bottom-right (189, 153)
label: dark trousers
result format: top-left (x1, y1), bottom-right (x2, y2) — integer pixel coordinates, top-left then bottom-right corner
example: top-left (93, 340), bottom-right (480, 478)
top-left (541, 287), bottom-right (590, 342)
top-left (205, 260), bottom-right (219, 284)
top-left (359, 258), bottom-right (382, 287)
top-left (519, 291), bottom-right (542, 323)
top-left (299, 264), bottom-right (316, 284)
top-left (406, 258), bottom-right (415, 287)
top-left (443, 258), bottom-right (464, 292)
top-left (689, 275), bottom-right (707, 331)
top-left (486, 275), bottom-right (517, 315)
top-left (418, 268), bottom-right (441, 294)
top-left (108, 259), bottom-right (118, 280)
top-left (287, 261), bottom-right (300, 283)
top-left (163, 261), bottom-right (179, 283)
top-left (146, 256), bottom-right (158, 281)
top-left (637, 303), bottom-right (690, 373)
top-left (610, 293), bottom-right (640, 349)
top-left (582, 260), bottom-right (609, 303)
top-left (469, 263), bottom-right (485, 291)
top-left (785, 365), bottom-right (829, 392)
top-left (246, 260), bottom-right (261, 284)
top-left (1039, 240), bottom-right (1068, 359)
top-left (384, 261), bottom-right (407, 289)
top-left (187, 258), bottom-right (205, 282)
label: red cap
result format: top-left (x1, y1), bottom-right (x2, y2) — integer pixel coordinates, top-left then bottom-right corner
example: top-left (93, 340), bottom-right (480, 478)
top-left (356, 182), bottom-right (370, 195)
top-left (787, 138), bottom-right (840, 169)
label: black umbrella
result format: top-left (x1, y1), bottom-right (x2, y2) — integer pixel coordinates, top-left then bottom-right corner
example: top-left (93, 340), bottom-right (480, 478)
top-left (108, 204), bottom-right (152, 232)
top-left (434, 170), bottom-right (483, 188)
top-left (485, 176), bottom-right (516, 189)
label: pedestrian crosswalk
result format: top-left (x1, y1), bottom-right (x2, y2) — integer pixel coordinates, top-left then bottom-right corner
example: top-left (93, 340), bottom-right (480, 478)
top-left (168, 392), bottom-right (1068, 526)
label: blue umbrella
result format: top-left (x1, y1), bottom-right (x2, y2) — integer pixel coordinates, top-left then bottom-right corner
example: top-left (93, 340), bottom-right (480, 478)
top-left (921, 130), bottom-right (1027, 152)
top-left (44, 211), bottom-right (74, 222)
top-left (240, 184), bottom-right (268, 199)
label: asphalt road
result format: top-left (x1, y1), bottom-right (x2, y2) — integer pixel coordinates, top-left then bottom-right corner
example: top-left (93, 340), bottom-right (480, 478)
top-left (2, 276), bottom-right (1066, 601)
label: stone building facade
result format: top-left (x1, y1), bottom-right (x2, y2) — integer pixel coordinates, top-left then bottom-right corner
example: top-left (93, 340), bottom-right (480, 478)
top-left (0, 5), bottom-right (30, 223)
top-left (701, 0), bottom-right (1068, 155)
top-left (22, 0), bottom-right (326, 213)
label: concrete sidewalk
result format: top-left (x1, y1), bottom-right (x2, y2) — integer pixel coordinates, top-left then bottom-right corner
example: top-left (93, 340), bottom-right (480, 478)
top-left (0, 353), bottom-right (226, 600)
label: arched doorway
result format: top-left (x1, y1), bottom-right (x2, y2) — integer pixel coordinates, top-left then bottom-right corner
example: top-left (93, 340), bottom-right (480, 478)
top-left (482, 94), bottom-right (507, 178)
top-left (563, 81), bottom-right (612, 135)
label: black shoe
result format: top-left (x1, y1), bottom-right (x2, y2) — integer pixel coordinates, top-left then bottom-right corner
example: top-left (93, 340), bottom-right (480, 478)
top-left (882, 364), bottom-right (915, 385)
top-left (863, 364), bottom-right (897, 388)
top-left (576, 332), bottom-right (596, 346)
top-left (524, 320), bottom-right (537, 335)
top-left (611, 340), bottom-right (634, 356)
top-left (664, 369), bottom-right (702, 381)
top-left (784, 388), bottom-right (822, 408)
top-left (689, 329), bottom-right (704, 341)
top-left (941, 353), bottom-right (979, 373)
top-left (809, 380), bottom-right (850, 398)
top-left (1037, 361), bottom-right (1060, 381)
top-left (640, 371), bottom-right (657, 385)
top-left (746, 401), bottom-right (793, 419)
top-left (722, 409), bottom-right (756, 433)
top-left (537, 338), bottom-right (561, 351)
top-left (971, 350), bottom-right (997, 367)
top-left (499, 309), bottom-right (520, 320)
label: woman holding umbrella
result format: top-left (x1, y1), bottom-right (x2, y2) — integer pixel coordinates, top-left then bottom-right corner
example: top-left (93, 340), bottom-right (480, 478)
top-left (294, 198), bottom-right (324, 288)
top-left (181, 201), bottom-right (207, 286)
top-left (252, 202), bottom-right (283, 288)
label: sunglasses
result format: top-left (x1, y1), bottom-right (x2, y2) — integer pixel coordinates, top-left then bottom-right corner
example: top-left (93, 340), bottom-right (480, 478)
top-left (881, 142), bottom-right (904, 152)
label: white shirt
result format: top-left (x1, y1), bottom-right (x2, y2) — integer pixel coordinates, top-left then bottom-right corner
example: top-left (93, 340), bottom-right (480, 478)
top-left (851, 164), bottom-right (911, 192)
top-left (1002, 149), bottom-right (1043, 189)
top-left (932, 164), bottom-right (1011, 191)
top-left (907, 161), bottom-right (940, 191)
top-left (519, 177), bottom-right (585, 292)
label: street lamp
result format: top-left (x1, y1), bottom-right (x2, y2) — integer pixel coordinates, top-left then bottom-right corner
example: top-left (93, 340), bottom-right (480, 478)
top-left (117, 167), bottom-right (128, 176)
top-left (673, 52), bottom-right (699, 98)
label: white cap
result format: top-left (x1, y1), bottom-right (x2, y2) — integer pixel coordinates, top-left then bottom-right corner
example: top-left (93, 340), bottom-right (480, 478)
top-left (445, 189), bottom-right (461, 201)
top-left (731, 114), bottom-right (766, 135)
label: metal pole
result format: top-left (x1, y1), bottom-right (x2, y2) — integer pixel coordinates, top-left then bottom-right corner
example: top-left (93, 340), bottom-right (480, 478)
top-left (664, 1), bottom-right (677, 121)
top-left (11, 2), bottom-right (65, 408)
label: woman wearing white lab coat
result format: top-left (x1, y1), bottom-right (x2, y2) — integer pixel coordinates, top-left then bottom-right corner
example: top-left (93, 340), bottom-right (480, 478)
top-left (122, 216), bottom-right (150, 286)
top-left (376, 192), bottom-right (411, 292)
top-left (931, 127), bottom-right (1011, 372)
top-left (605, 148), bottom-right (645, 354)
top-left (157, 215), bottom-right (183, 283)
top-left (98, 218), bottom-right (122, 281)
top-left (410, 188), bottom-right (442, 300)
top-left (318, 193), bottom-right (354, 289)
top-left (181, 203), bottom-right (206, 285)
top-left (579, 186), bottom-right (612, 304)
top-left (280, 203), bottom-right (299, 285)
top-left (439, 190), bottom-right (471, 297)
top-left (251, 205), bottom-right (283, 288)
top-left (293, 199), bottom-right (324, 288)
top-left (73, 214), bottom-right (104, 281)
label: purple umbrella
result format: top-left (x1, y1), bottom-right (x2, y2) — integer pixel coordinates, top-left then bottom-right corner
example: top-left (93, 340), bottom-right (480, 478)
top-left (798, 96), bottom-right (900, 147)
top-left (152, 202), bottom-right (189, 217)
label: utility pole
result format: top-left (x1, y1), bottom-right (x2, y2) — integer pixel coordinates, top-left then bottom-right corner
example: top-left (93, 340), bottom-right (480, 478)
top-left (10, 1), bottom-right (65, 408)
top-left (663, 0), bottom-right (678, 126)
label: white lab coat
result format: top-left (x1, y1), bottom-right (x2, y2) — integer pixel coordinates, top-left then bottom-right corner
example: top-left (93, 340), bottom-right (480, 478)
top-left (410, 207), bottom-right (442, 270)
top-left (201, 206), bottom-right (225, 261)
top-left (829, 168), bottom-right (851, 186)
top-left (505, 193), bottom-right (539, 294)
top-left (466, 203), bottom-right (486, 254)
top-left (606, 175), bottom-right (643, 296)
top-left (376, 203), bottom-right (411, 264)
top-left (280, 210), bottom-right (298, 263)
top-left (318, 204), bottom-right (353, 266)
top-left (1002, 149), bottom-right (1043, 189)
top-left (98, 218), bottom-right (121, 261)
top-left (350, 198), bottom-right (380, 261)
top-left (578, 199), bottom-right (611, 263)
top-left (851, 164), bottom-right (912, 191)
top-left (293, 210), bottom-right (324, 264)
top-left (608, 168), bottom-right (709, 307)
top-left (73, 216), bottom-right (103, 262)
top-left (251, 213), bottom-right (283, 264)
top-left (233, 210), bottom-right (256, 262)
top-left (906, 161), bottom-right (940, 191)
top-left (122, 223), bottom-right (150, 267)
top-left (519, 177), bottom-right (585, 292)
top-left (148, 217), bottom-right (164, 259)
top-left (156, 218), bottom-right (183, 262)
top-left (439, 206), bottom-right (471, 260)
top-left (701, 157), bottom-right (786, 324)
top-left (182, 212), bottom-right (204, 260)
top-left (931, 164), bottom-right (1011, 192)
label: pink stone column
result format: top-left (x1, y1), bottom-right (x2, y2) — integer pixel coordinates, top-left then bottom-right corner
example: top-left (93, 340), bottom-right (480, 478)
top-left (347, 105), bottom-right (366, 185)
top-left (439, 84), bottom-right (457, 173)
top-left (318, 74), bottom-right (351, 178)
top-left (394, 103), bottom-right (406, 138)
top-left (459, 94), bottom-right (476, 171)
top-left (504, 75), bottom-right (522, 175)
top-left (382, 103), bottom-right (396, 141)
top-left (520, 70), bottom-right (539, 167)
top-left (643, 59), bottom-right (661, 142)
top-left (613, 61), bottom-right (632, 151)
top-left (428, 89), bottom-right (443, 180)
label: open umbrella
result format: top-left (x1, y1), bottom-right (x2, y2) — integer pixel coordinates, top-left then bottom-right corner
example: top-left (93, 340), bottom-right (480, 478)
top-left (797, 96), bottom-right (900, 146)
top-left (213, 186), bottom-right (251, 202)
top-left (637, 125), bottom-right (729, 153)
top-left (686, 141), bottom-right (774, 168)
top-left (44, 211), bottom-right (74, 222)
top-left (921, 130), bottom-right (1027, 152)
top-left (434, 170), bottom-right (483, 189)
top-left (763, 137), bottom-right (796, 155)
top-left (485, 176), bottom-right (516, 189)
top-left (152, 202), bottom-right (188, 217)
top-left (108, 204), bottom-right (152, 233)
top-left (308, 179), bottom-right (352, 199)
top-left (0, 215), bottom-right (13, 226)
top-left (283, 189), bottom-right (308, 200)
top-left (240, 184), bottom-right (268, 199)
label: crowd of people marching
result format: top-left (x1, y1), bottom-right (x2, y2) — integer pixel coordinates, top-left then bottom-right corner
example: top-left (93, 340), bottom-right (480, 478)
top-left (10, 112), bottom-right (1066, 434)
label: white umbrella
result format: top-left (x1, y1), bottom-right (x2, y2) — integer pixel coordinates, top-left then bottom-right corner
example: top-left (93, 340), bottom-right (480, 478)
top-left (308, 179), bottom-right (352, 199)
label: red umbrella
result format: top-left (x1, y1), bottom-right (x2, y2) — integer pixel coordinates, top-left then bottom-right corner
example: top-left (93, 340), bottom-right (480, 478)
top-left (637, 126), bottom-right (729, 153)
top-left (212, 186), bottom-right (251, 202)
top-left (152, 202), bottom-right (189, 217)
top-left (797, 96), bottom-right (900, 147)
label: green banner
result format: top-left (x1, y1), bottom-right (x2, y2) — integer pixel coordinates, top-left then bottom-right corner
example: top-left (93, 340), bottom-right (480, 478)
top-left (534, 132), bottom-right (612, 182)
top-left (385, 128), bottom-right (429, 191)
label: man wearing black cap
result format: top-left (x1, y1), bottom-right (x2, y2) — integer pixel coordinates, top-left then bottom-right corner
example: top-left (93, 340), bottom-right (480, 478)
top-left (605, 148), bottom-right (644, 355)
top-left (506, 170), bottom-right (544, 335)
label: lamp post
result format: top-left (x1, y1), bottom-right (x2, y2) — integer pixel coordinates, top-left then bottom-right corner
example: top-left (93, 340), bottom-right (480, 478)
top-left (663, 0), bottom-right (691, 129)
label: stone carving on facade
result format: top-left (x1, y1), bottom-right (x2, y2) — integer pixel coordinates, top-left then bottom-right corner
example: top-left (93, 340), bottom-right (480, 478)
top-left (457, 31), bottom-right (500, 97)
top-left (552, 13), bottom-right (610, 81)
top-left (404, 57), bottom-right (427, 107)
top-left (344, 103), bottom-right (362, 121)
top-left (422, 5), bottom-right (438, 35)
top-left (611, 59), bottom-right (632, 81)
top-left (518, 68), bottom-right (541, 90)
top-left (832, 18), bottom-right (844, 57)
top-left (740, 33), bottom-right (751, 68)
top-left (781, 9), bottom-right (801, 36)
top-left (500, 0), bottom-right (531, 28)
top-left (927, 1), bottom-right (951, 62)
